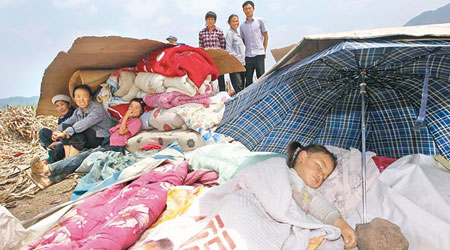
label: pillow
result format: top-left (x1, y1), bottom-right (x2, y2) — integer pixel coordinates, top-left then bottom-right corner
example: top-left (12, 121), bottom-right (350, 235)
top-left (148, 106), bottom-right (186, 131)
top-left (108, 104), bottom-right (129, 120)
top-left (114, 71), bottom-right (136, 97)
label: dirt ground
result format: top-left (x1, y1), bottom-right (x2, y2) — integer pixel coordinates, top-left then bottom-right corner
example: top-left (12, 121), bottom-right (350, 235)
top-left (7, 177), bottom-right (78, 221)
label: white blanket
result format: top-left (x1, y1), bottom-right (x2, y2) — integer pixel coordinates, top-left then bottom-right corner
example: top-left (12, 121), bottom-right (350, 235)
top-left (143, 157), bottom-right (342, 249)
top-left (347, 154), bottom-right (450, 250)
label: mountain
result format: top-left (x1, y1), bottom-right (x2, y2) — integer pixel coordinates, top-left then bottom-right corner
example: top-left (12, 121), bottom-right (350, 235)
top-left (405, 2), bottom-right (450, 26)
top-left (0, 96), bottom-right (39, 109)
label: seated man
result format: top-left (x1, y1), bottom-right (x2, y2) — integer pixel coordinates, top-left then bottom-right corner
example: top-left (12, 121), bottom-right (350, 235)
top-left (27, 98), bottom-right (145, 189)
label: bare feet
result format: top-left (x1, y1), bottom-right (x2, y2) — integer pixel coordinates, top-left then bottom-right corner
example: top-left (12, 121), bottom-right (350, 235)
top-left (30, 155), bottom-right (49, 175)
top-left (26, 170), bottom-right (52, 190)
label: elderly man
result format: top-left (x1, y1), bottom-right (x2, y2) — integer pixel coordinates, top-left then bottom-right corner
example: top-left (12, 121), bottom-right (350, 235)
top-left (239, 0), bottom-right (268, 87)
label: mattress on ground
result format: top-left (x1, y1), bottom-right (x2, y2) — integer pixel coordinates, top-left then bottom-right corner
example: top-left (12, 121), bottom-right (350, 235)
top-left (126, 129), bottom-right (205, 153)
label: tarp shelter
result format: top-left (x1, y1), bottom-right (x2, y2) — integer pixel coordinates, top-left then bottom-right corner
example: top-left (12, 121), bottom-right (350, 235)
top-left (217, 23), bottom-right (450, 160)
top-left (36, 36), bottom-right (245, 116)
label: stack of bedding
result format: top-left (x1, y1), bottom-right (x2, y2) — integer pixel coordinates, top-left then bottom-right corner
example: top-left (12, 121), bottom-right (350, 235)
top-left (91, 46), bottom-right (231, 152)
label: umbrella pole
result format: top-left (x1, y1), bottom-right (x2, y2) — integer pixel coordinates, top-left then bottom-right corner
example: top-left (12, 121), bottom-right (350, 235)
top-left (360, 79), bottom-right (368, 224)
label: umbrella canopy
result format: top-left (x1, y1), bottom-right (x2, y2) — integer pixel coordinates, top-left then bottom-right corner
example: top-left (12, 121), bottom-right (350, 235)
top-left (217, 39), bottom-right (450, 160)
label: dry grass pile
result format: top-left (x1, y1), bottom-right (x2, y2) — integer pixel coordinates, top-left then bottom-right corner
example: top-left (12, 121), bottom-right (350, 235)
top-left (0, 105), bottom-right (57, 207)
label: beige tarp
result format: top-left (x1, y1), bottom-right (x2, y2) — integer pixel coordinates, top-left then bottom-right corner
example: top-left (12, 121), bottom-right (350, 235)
top-left (265, 23), bottom-right (450, 80)
top-left (37, 36), bottom-right (245, 116)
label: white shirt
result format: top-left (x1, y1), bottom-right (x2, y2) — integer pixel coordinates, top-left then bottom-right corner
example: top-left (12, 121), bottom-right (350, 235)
top-left (225, 28), bottom-right (246, 65)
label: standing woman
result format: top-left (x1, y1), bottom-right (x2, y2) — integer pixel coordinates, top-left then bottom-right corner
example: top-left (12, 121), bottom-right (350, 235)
top-left (225, 14), bottom-right (246, 93)
top-left (51, 85), bottom-right (111, 161)
top-left (199, 11), bottom-right (226, 91)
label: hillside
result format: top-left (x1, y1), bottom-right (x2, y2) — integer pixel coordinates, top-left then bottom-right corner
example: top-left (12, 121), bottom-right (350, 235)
top-left (0, 96), bottom-right (39, 109)
top-left (405, 2), bottom-right (450, 26)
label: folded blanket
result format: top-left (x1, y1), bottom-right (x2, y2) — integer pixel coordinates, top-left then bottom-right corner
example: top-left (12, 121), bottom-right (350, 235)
top-left (135, 46), bottom-right (219, 87)
top-left (134, 72), bottom-right (166, 94)
top-left (147, 104), bottom-right (200, 132)
top-left (135, 72), bottom-right (210, 97)
top-left (107, 67), bottom-right (136, 96)
top-left (143, 85), bottom-right (211, 109)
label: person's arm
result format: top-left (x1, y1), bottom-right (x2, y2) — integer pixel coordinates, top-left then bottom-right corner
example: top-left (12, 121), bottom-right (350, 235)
top-left (118, 111), bottom-right (131, 135)
top-left (309, 195), bottom-right (357, 249)
top-left (56, 110), bottom-right (77, 131)
top-left (199, 31), bottom-right (204, 48)
top-left (126, 118), bottom-right (142, 137)
top-left (219, 30), bottom-right (226, 50)
top-left (263, 31), bottom-right (268, 53)
top-left (239, 26), bottom-right (245, 45)
top-left (225, 32), bottom-right (234, 54)
top-left (334, 218), bottom-right (357, 249)
top-left (64, 104), bottom-right (103, 136)
top-left (259, 18), bottom-right (268, 53)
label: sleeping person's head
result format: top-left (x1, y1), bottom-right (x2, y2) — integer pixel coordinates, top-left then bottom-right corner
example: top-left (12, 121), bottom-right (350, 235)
top-left (127, 98), bottom-right (145, 118)
top-left (286, 141), bottom-right (337, 189)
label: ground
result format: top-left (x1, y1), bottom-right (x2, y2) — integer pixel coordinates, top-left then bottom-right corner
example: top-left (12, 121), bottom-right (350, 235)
top-left (0, 105), bottom-right (77, 222)
top-left (7, 177), bottom-right (78, 221)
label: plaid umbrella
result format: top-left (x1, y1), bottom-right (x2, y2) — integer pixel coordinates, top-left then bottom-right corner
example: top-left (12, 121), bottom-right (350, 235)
top-left (217, 40), bottom-right (450, 161)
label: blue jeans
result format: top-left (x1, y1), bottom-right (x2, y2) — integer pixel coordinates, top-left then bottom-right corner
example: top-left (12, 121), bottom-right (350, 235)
top-left (229, 71), bottom-right (245, 93)
top-left (48, 146), bottom-right (123, 184)
top-left (245, 55), bottom-right (265, 87)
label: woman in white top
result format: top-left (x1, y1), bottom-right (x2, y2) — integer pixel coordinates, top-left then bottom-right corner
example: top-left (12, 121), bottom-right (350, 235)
top-left (225, 14), bottom-right (246, 94)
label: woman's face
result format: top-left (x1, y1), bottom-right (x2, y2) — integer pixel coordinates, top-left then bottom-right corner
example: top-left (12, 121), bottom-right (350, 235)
top-left (206, 17), bottom-right (216, 28)
top-left (54, 100), bottom-right (70, 116)
top-left (229, 16), bottom-right (239, 31)
top-left (74, 88), bottom-right (91, 111)
top-left (293, 151), bottom-right (335, 189)
top-left (128, 101), bottom-right (143, 118)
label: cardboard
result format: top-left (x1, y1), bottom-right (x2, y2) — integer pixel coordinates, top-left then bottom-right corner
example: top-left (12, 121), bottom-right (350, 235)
top-left (36, 36), bottom-right (245, 116)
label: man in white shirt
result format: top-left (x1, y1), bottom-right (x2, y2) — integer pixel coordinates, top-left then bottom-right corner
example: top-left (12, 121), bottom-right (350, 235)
top-left (239, 0), bottom-right (269, 87)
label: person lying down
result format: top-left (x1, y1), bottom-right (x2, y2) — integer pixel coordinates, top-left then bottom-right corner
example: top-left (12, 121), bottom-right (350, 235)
top-left (286, 141), bottom-right (357, 249)
top-left (141, 141), bottom-right (357, 250)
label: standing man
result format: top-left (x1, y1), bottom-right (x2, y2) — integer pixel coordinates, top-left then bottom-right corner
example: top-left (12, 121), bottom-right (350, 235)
top-left (199, 11), bottom-right (226, 92)
top-left (240, 1), bottom-right (268, 87)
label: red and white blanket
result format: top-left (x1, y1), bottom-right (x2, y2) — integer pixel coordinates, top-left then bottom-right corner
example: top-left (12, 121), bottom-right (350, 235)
top-left (135, 46), bottom-right (219, 88)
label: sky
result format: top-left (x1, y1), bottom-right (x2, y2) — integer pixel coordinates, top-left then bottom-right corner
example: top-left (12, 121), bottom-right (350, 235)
top-left (0, 0), bottom-right (448, 99)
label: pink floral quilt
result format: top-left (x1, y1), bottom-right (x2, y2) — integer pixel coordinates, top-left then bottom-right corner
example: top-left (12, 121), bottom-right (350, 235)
top-left (23, 161), bottom-right (189, 250)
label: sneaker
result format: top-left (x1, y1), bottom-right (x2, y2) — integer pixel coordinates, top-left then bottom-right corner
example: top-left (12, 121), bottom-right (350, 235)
top-left (30, 155), bottom-right (49, 175)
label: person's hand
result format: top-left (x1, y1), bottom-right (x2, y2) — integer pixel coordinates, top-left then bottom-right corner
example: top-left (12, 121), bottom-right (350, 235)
top-left (48, 141), bottom-right (62, 149)
top-left (124, 109), bottom-right (133, 119)
top-left (52, 131), bottom-right (67, 140)
top-left (334, 218), bottom-right (357, 249)
top-left (51, 131), bottom-right (61, 141)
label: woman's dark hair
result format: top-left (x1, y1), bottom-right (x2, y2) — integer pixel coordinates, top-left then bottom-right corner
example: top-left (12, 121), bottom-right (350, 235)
top-left (228, 14), bottom-right (238, 24)
top-left (73, 84), bottom-right (93, 98)
top-left (130, 98), bottom-right (146, 115)
top-left (286, 141), bottom-right (337, 169)
top-left (205, 11), bottom-right (217, 21)
top-left (242, 1), bottom-right (254, 8)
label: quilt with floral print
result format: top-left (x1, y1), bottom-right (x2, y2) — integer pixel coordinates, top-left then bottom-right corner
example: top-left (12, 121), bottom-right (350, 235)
top-left (23, 161), bottom-right (189, 250)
